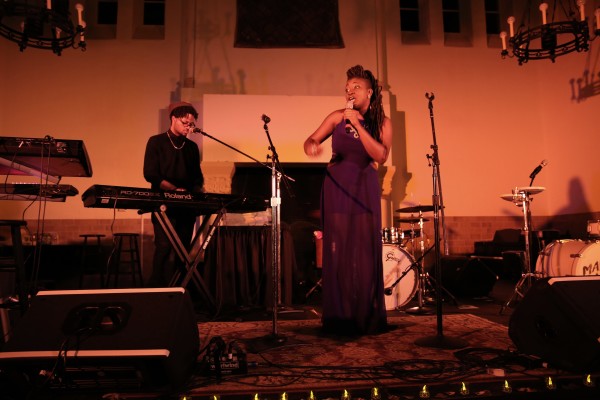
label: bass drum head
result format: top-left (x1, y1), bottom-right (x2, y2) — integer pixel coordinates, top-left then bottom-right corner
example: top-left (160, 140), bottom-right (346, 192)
top-left (536, 239), bottom-right (600, 277)
top-left (382, 244), bottom-right (417, 310)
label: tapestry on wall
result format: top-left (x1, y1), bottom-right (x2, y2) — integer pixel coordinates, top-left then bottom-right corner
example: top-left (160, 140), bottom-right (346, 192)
top-left (234, 0), bottom-right (345, 48)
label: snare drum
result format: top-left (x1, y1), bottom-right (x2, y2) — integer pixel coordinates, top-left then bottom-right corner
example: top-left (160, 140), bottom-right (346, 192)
top-left (382, 244), bottom-right (418, 310)
top-left (382, 227), bottom-right (401, 244)
top-left (536, 239), bottom-right (600, 277)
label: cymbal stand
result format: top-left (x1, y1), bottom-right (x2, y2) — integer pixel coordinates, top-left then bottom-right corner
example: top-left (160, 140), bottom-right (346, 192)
top-left (500, 189), bottom-right (539, 314)
top-left (406, 214), bottom-right (434, 314)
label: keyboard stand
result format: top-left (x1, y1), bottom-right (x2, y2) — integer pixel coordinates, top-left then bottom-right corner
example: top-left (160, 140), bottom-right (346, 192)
top-left (153, 207), bottom-right (224, 310)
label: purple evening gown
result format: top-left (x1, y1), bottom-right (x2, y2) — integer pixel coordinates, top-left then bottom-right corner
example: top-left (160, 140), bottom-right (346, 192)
top-left (320, 120), bottom-right (387, 335)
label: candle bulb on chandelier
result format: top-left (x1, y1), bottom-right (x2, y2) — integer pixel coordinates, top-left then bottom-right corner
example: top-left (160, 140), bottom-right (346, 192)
top-left (499, 31), bottom-right (507, 51)
top-left (75, 3), bottom-right (84, 26)
top-left (577, 0), bottom-right (586, 21)
top-left (46, 0), bottom-right (51, 9)
top-left (595, 8), bottom-right (600, 31)
top-left (507, 16), bottom-right (515, 37)
top-left (539, 3), bottom-right (548, 25)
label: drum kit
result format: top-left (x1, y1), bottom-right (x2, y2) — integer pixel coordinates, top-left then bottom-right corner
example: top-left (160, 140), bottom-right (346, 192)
top-left (499, 186), bottom-right (600, 312)
top-left (382, 204), bottom-right (441, 312)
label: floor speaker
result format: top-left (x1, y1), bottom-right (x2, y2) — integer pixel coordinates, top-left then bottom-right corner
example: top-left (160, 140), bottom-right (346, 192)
top-left (0, 287), bottom-right (199, 391)
top-left (441, 256), bottom-right (498, 297)
top-left (509, 276), bottom-right (600, 372)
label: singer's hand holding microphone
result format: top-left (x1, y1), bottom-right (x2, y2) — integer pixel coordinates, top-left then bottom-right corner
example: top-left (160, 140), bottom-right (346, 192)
top-left (344, 99), bottom-right (357, 129)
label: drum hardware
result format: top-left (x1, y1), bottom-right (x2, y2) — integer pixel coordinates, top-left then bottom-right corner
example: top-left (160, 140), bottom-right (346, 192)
top-left (382, 245), bottom-right (418, 310)
top-left (587, 220), bottom-right (600, 239)
top-left (499, 186), bottom-right (545, 314)
top-left (382, 227), bottom-right (402, 245)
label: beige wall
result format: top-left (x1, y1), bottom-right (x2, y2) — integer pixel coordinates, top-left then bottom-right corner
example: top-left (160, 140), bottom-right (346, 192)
top-left (1, 0), bottom-right (598, 232)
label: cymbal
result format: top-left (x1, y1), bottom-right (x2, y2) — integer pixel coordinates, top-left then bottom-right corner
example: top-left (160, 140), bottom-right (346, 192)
top-left (500, 194), bottom-right (516, 202)
top-left (515, 186), bottom-right (545, 195)
top-left (394, 217), bottom-right (430, 223)
top-left (396, 205), bottom-right (435, 213)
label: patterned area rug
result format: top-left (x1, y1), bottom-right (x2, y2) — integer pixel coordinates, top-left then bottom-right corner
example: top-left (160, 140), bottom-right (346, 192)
top-left (187, 314), bottom-right (515, 396)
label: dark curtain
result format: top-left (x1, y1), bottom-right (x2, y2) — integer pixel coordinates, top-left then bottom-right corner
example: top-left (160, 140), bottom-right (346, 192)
top-left (234, 0), bottom-right (345, 48)
top-left (202, 225), bottom-right (296, 308)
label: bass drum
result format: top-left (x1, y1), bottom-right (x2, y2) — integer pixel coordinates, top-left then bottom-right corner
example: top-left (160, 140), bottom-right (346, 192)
top-left (382, 244), bottom-right (418, 310)
top-left (536, 239), bottom-right (600, 277)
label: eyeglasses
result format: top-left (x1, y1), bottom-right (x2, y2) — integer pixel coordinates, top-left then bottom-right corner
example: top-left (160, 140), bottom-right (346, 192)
top-left (178, 118), bottom-right (195, 128)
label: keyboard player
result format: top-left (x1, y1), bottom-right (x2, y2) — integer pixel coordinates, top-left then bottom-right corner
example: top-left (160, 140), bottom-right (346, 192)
top-left (143, 102), bottom-right (204, 287)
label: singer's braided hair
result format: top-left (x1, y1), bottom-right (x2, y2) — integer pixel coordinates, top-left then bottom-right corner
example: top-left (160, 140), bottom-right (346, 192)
top-left (346, 65), bottom-right (384, 142)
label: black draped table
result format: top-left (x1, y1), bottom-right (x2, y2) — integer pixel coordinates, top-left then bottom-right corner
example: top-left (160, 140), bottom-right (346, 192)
top-left (202, 225), bottom-right (296, 309)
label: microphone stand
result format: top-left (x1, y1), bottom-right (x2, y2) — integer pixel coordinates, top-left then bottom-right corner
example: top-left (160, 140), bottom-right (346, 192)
top-left (414, 93), bottom-right (467, 350)
top-left (195, 119), bottom-right (296, 351)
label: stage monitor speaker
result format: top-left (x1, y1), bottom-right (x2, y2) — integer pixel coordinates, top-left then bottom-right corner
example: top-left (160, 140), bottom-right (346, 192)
top-left (0, 287), bottom-right (199, 391)
top-left (509, 276), bottom-right (600, 372)
top-left (441, 256), bottom-right (498, 297)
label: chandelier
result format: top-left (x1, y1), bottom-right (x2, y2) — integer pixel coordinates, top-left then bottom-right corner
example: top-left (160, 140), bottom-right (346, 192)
top-left (0, 0), bottom-right (86, 55)
top-left (500, 0), bottom-right (600, 65)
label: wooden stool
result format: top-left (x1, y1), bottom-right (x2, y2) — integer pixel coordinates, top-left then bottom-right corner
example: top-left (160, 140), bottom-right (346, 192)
top-left (0, 220), bottom-right (28, 334)
top-left (106, 233), bottom-right (143, 288)
top-left (79, 234), bottom-right (106, 288)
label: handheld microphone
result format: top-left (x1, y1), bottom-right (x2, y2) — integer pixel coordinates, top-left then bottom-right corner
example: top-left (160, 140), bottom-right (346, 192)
top-left (529, 159), bottom-right (549, 179)
top-left (261, 114), bottom-right (271, 124)
top-left (345, 100), bottom-right (354, 124)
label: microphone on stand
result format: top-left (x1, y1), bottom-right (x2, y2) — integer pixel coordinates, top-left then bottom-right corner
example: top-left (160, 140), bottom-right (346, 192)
top-left (192, 127), bottom-right (203, 134)
top-left (529, 159), bottom-right (549, 180)
top-left (384, 287), bottom-right (393, 296)
top-left (261, 114), bottom-right (271, 124)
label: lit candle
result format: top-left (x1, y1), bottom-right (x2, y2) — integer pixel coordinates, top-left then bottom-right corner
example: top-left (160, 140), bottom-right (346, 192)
top-left (499, 31), bottom-right (507, 50)
top-left (539, 3), bottom-right (548, 25)
top-left (507, 16), bottom-right (515, 37)
top-left (577, 0), bottom-right (586, 21)
top-left (46, 0), bottom-right (51, 9)
top-left (75, 3), bottom-right (84, 26)
top-left (595, 8), bottom-right (600, 30)
top-left (56, 27), bottom-right (61, 38)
